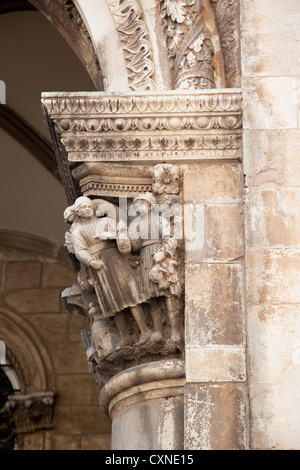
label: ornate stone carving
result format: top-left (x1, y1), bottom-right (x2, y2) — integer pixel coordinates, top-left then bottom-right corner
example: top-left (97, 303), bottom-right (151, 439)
top-left (211, 0), bottom-right (241, 88)
top-left (42, 90), bottom-right (242, 391)
top-left (62, 163), bottom-right (184, 388)
top-left (78, 175), bottom-right (153, 199)
top-left (107, 0), bottom-right (155, 91)
top-left (42, 91), bottom-right (242, 164)
top-left (152, 163), bottom-right (180, 196)
top-left (5, 392), bottom-right (55, 435)
top-left (160, 0), bottom-right (216, 89)
top-left (64, 196), bottom-right (153, 347)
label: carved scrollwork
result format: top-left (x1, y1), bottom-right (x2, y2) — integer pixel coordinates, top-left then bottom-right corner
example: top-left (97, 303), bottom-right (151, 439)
top-left (107, 0), bottom-right (155, 91)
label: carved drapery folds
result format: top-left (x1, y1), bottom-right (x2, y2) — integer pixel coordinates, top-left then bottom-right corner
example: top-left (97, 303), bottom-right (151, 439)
top-left (42, 90), bottom-right (242, 389)
top-left (61, 167), bottom-right (184, 388)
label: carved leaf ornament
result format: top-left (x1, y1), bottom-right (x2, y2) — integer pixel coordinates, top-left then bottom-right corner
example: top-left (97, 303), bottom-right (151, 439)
top-left (164, 0), bottom-right (187, 23)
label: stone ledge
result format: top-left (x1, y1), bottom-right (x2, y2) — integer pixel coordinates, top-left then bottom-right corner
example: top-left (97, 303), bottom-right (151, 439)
top-left (99, 359), bottom-right (185, 416)
top-left (42, 90), bottom-right (242, 164)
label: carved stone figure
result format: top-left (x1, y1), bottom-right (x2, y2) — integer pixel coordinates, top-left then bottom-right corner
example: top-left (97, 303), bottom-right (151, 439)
top-left (88, 302), bottom-right (120, 356)
top-left (64, 196), bottom-right (152, 347)
top-left (128, 192), bottom-right (183, 345)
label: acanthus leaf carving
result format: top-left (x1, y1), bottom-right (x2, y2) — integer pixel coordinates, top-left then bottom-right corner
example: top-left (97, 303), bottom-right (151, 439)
top-left (160, 0), bottom-right (216, 89)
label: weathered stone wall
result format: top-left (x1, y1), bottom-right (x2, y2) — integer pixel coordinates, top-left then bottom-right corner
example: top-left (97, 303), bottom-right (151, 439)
top-left (0, 230), bottom-right (111, 450)
top-left (241, 0), bottom-right (300, 449)
top-left (183, 161), bottom-right (248, 450)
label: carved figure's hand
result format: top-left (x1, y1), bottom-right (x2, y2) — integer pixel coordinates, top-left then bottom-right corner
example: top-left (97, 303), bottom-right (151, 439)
top-left (89, 259), bottom-right (104, 270)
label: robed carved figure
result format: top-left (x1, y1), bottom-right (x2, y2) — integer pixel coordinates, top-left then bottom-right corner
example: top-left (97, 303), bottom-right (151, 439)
top-left (64, 196), bottom-right (152, 347)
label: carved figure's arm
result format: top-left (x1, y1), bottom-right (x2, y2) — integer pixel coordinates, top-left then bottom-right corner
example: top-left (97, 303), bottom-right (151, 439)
top-left (73, 237), bottom-right (104, 270)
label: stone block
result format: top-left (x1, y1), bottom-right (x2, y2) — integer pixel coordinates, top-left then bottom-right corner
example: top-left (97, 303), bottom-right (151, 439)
top-left (247, 304), bottom-right (300, 383)
top-left (243, 129), bottom-right (300, 188)
top-left (55, 374), bottom-right (96, 406)
top-left (246, 249), bottom-right (300, 304)
top-left (183, 164), bottom-right (242, 203)
top-left (51, 434), bottom-right (81, 450)
top-left (184, 383), bottom-right (248, 450)
top-left (47, 342), bottom-right (89, 375)
top-left (81, 433), bottom-right (111, 450)
top-left (242, 77), bottom-right (298, 130)
top-left (245, 187), bottom-right (300, 249)
top-left (240, 0), bottom-right (300, 77)
top-left (23, 313), bottom-right (68, 343)
top-left (185, 204), bottom-right (244, 263)
top-left (42, 262), bottom-right (76, 288)
top-left (4, 288), bottom-right (61, 313)
top-left (4, 261), bottom-right (41, 289)
top-left (186, 346), bottom-right (246, 382)
top-left (54, 405), bottom-right (111, 435)
top-left (185, 263), bottom-right (244, 346)
top-left (247, 304), bottom-right (300, 449)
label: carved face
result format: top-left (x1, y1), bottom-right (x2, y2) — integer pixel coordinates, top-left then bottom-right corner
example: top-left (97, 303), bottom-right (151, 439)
top-left (135, 200), bottom-right (151, 217)
top-left (76, 202), bottom-right (94, 219)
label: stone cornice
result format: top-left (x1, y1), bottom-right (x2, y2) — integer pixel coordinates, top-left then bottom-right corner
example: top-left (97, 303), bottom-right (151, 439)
top-left (42, 89), bottom-right (242, 164)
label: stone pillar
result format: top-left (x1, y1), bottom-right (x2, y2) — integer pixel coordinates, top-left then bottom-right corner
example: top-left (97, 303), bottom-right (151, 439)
top-left (241, 0), bottom-right (300, 450)
top-left (183, 130), bottom-right (248, 450)
top-left (42, 89), bottom-right (246, 450)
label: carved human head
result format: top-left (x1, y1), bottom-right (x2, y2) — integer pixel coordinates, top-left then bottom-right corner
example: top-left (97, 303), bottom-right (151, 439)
top-left (133, 192), bottom-right (156, 215)
top-left (74, 196), bottom-right (94, 219)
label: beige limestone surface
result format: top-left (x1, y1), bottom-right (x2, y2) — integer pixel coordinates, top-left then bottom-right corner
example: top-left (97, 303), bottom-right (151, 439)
top-left (241, 0), bottom-right (300, 449)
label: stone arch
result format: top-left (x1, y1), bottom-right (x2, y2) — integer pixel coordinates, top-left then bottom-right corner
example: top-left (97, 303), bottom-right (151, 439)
top-left (71, 0), bottom-right (240, 91)
top-left (27, 0), bottom-right (103, 90)
top-left (14, 1), bottom-right (240, 93)
top-left (0, 306), bottom-right (55, 393)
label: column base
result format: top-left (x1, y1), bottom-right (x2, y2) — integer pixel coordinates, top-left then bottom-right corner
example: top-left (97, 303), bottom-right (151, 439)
top-left (99, 359), bottom-right (185, 450)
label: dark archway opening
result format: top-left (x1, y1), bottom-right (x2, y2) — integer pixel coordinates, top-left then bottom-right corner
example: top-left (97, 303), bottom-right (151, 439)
top-left (0, 366), bottom-right (16, 450)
